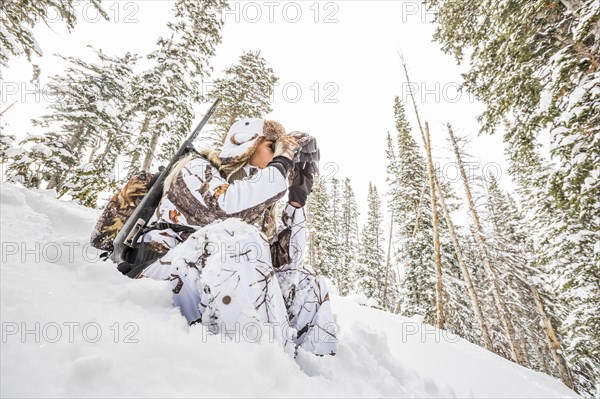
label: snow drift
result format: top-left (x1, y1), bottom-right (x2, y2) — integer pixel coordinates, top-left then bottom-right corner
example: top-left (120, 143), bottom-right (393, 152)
top-left (0, 182), bottom-right (580, 398)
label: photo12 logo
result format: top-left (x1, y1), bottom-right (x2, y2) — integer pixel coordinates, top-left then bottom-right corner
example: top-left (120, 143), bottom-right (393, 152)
top-left (221, 1), bottom-right (340, 24)
top-left (38, 1), bottom-right (140, 24)
top-left (2, 321), bottom-right (140, 344)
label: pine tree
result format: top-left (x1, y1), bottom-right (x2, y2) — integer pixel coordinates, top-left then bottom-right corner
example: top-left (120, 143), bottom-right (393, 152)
top-left (387, 97), bottom-right (436, 322)
top-left (0, 0), bottom-right (107, 77)
top-left (482, 173), bottom-right (575, 388)
top-left (306, 173), bottom-right (338, 285)
top-left (526, 163), bottom-right (600, 393)
top-left (19, 48), bottom-right (139, 206)
top-left (355, 182), bottom-right (387, 308)
top-left (506, 119), bottom-right (597, 392)
top-left (484, 176), bottom-right (537, 360)
top-left (128, 0), bottom-right (228, 172)
top-left (423, 0), bottom-right (598, 232)
top-left (339, 177), bottom-right (360, 296)
top-left (60, 49), bottom-right (138, 206)
top-left (0, 124), bottom-right (17, 164)
top-left (448, 125), bottom-right (526, 366)
top-left (423, 3), bottom-right (599, 391)
top-left (203, 50), bottom-right (279, 148)
top-left (4, 132), bottom-right (75, 190)
top-left (327, 177), bottom-right (346, 293)
top-left (435, 178), bottom-right (479, 343)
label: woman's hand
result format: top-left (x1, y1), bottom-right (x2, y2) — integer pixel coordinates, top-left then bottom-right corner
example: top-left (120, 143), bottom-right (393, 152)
top-left (273, 135), bottom-right (300, 161)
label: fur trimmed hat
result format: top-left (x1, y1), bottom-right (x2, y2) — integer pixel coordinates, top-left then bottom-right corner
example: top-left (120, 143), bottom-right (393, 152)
top-left (218, 118), bottom-right (286, 165)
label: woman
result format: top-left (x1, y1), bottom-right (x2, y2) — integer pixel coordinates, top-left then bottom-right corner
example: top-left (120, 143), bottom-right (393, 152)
top-left (136, 118), bottom-right (337, 357)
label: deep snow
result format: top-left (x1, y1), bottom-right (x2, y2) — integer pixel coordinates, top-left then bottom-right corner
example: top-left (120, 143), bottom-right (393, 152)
top-left (0, 182), bottom-right (580, 398)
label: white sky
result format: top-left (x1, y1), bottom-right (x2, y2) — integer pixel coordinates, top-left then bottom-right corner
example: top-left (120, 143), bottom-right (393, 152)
top-left (1, 0), bottom-right (514, 231)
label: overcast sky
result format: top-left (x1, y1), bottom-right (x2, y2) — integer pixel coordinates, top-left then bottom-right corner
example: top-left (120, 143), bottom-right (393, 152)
top-left (2, 0), bottom-right (515, 231)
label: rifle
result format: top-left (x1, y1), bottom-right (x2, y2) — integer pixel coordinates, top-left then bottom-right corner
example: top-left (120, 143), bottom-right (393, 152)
top-left (110, 98), bottom-right (221, 265)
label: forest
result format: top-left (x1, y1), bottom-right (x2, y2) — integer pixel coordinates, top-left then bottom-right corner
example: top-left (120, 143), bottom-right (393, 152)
top-left (1, 0), bottom-right (598, 397)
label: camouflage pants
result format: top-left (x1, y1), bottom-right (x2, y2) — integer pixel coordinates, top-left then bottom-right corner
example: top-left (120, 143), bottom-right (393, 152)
top-left (138, 218), bottom-right (338, 357)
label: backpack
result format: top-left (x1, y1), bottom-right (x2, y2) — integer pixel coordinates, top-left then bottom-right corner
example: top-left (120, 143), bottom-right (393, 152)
top-left (90, 169), bottom-right (161, 253)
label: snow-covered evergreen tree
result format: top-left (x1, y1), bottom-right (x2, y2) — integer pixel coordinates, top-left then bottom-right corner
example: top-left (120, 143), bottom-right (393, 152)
top-left (306, 173), bottom-right (338, 283)
top-left (19, 48), bottom-right (139, 206)
top-left (203, 50), bottom-right (279, 148)
top-left (128, 0), bottom-right (228, 172)
top-left (519, 148), bottom-right (598, 393)
top-left (387, 97), bottom-right (436, 322)
top-left (436, 180), bottom-right (478, 343)
top-left (0, 0), bottom-right (107, 77)
top-left (355, 182), bottom-right (387, 308)
top-left (60, 50), bottom-right (138, 206)
top-left (483, 176), bottom-right (543, 365)
top-left (498, 118), bottom-right (597, 391)
top-left (423, 0), bottom-right (598, 232)
top-left (327, 177), bottom-right (346, 293)
top-left (0, 125), bottom-right (17, 164)
top-left (4, 132), bottom-right (74, 189)
top-left (339, 177), bottom-right (361, 296)
top-left (423, 3), bottom-right (599, 392)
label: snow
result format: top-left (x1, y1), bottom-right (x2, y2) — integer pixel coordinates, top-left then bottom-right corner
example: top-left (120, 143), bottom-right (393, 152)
top-left (0, 135), bottom-right (16, 146)
top-left (539, 89), bottom-right (553, 112)
top-left (5, 147), bottom-right (25, 157)
top-left (573, 153), bottom-right (587, 164)
top-left (0, 24), bottom-right (23, 55)
top-left (0, 182), bottom-right (581, 398)
top-left (567, 86), bottom-right (586, 110)
top-left (574, 2), bottom-right (600, 39)
top-left (95, 101), bottom-right (120, 118)
top-left (566, 230), bottom-right (594, 244)
top-left (31, 143), bottom-right (52, 157)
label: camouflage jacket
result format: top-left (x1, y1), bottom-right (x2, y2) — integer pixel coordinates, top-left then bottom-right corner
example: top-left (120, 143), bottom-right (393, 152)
top-left (140, 155), bottom-right (298, 264)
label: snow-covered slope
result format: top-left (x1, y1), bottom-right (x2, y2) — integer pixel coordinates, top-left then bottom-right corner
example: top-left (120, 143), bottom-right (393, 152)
top-left (0, 182), bottom-right (580, 398)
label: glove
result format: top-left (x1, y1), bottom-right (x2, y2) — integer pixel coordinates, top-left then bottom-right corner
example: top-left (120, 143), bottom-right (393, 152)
top-left (273, 135), bottom-right (300, 161)
top-left (287, 132), bottom-right (320, 165)
top-left (288, 161), bottom-right (316, 207)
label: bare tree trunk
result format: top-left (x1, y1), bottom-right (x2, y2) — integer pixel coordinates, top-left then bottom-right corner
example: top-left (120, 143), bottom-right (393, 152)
top-left (128, 114), bottom-right (150, 174)
top-left (0, 100), bottom-right (18, 117)
top-left (434, 175), bottom-right (493, 351)
top-left (87, 137), bottom-right (101, 164)
top-left (96, 136), bottom-right (115, 168)
top-left (383, 210), bottom-right (394, 310)
top-left (514, 316), bottom-right (531, 368)
top-left (530, 285), bottom-right (575, 389)
top-left (46, 171), bottom-right (61, 191)
top-left (448, 124), bottom-right (525, 366)
top-left (536, 342), bottom-right (552, 375)
top-left (397, 53), bottom-right (444, 329)
top-left (142, 129), bottom-right (160, 172)
top-left (532, 336), bottom-right (550, 375)
top-left (142, 115), bottom-right (168, 172)
top-left (50, 126), bottom-right (90, 194)
top-left (423, 122), bottom-right (444, 329)
top-left (46, 125), bottom-right (86, 190)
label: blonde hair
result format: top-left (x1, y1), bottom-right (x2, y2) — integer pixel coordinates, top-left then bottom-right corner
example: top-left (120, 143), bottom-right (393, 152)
top-left (162, 137), bottom-right (279, 239)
